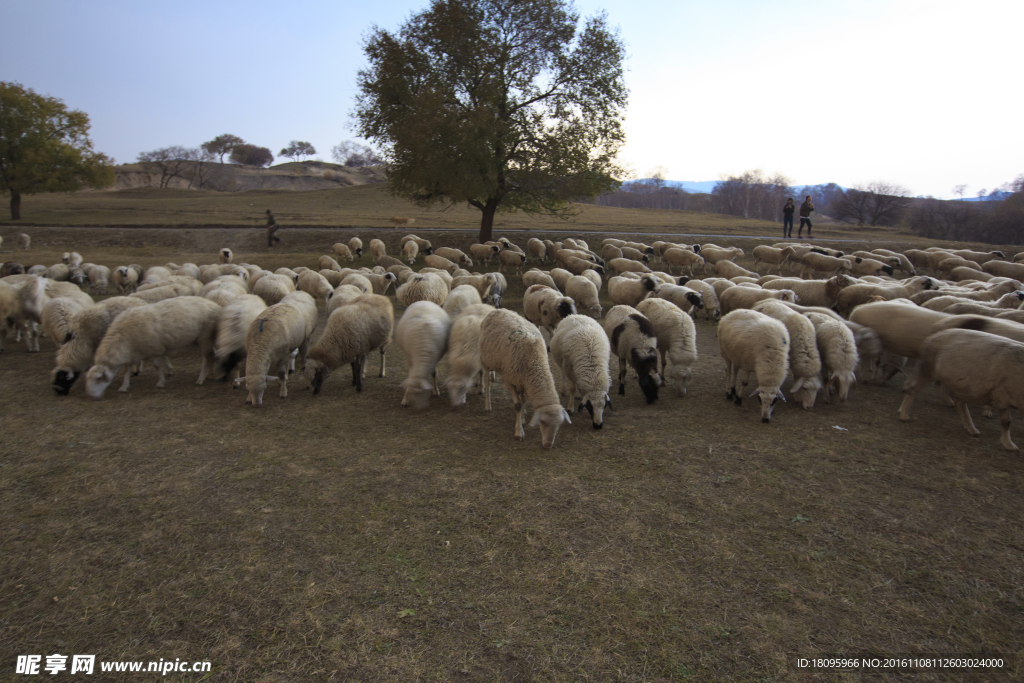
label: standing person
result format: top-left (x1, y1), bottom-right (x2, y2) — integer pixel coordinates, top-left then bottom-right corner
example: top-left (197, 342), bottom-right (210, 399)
top-left (782, 198), bottom-right (795, 238)
top-left (266, 209), bottom-right (282, 247)
top-left (798, 195), bottom-right (814, 238)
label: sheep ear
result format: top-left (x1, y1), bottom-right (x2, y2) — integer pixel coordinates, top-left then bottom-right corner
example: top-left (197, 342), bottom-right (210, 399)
top-left (563, 408), bottom-right (572, 424)
top-left (776, 390), bottom-right (787, 402)
top-left (791, 377), bottom-right (805, 393)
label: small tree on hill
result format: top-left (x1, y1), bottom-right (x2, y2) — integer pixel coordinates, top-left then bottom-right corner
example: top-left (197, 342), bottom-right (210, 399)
top-left (0, 81), bottom-right (114, 219)
top-left (137, 145), bottom-right (193, 188)
top-left (201, 134), bottom-right (244, 163)
top-left (331, 140), bottom-right (383, 167)
top-left (230, 144), bottom-right (274, 167)
top-left (280, 141), bottom-right (316, 162)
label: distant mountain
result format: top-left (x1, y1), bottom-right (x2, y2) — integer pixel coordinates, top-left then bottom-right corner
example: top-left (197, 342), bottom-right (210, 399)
top-left (631, 179), bottom-right (850, 194)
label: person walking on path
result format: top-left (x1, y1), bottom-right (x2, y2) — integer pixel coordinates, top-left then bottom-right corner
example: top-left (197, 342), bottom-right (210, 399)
top-left (782, 198), bottom-right (795, 238)
top-left (798, 196), bottom-right (814, 238)
top-left (266, 209), bottom-right (282, 247)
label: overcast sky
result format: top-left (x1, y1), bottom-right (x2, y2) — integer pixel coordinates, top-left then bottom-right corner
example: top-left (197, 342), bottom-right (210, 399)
top-left (3, 0), bottom-right (1021, 198)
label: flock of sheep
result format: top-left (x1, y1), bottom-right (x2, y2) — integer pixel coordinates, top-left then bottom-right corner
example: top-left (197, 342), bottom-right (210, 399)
top-left (3, 232), bottom-right (1024, 451)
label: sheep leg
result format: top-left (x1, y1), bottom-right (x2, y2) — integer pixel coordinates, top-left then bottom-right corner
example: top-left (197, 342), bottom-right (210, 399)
top-left (617, 356), bottom-right (627, 395)
top-left (659, 349), bottom-right (668, 385)
top-left (155, 358), bottom-right (168, 388)
top-left (954, 401), bottom-right (981, 437)
top-left (983, 405), bottom-right (994, 418)
top-left (356, 357), bottom-right (366, 392)
top-left (133, 361), bottom-right (143, 376)
top-left (196, 356), bottom-right (210, 385)
top-left (483, 366), bottom-right (492, 411)
top-left (277, 360), bottom-right (289, 398)
top-left (118, 367), bottom-right (132, 393)
top-left (724, 360), bottom-right (735, 400)
top-left (379, 343), bottom-right (387, 378)
top-left (163, 356), bottom-right (173, 374)
top-left (433, 369), bottom-right (440, 397)
top-left (565, 377), bottom-right (577, 412)
top-left (351, 360), bottom-right (360, 388)
top-left (736, 370), bottom-right (749, 406)
top-left (998, 408), bottom-right (1018, 451)
top-left (510, 387), bottom-right (526, 441)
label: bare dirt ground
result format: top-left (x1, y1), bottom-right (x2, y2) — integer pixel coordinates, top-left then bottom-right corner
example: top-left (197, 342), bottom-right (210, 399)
top-left (2, 222), bottom-right (1022, 682)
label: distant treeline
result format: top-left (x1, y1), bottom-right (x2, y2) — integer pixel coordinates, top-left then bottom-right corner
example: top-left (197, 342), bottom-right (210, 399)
top-left (590, 171), bottom-right (1024, 244)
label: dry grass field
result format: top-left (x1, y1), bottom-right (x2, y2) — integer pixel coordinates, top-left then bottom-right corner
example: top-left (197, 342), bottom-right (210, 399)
top-left (2, 192), bottom-right (1022, 681)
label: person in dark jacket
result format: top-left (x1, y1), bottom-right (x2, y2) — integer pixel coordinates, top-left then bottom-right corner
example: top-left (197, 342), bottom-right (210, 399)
top-left (798, 196), bottom-right (814, 238)
top-left (782, 198), bottom-right (795, 238)
top-left (266, 210), bottom-right (282, 247)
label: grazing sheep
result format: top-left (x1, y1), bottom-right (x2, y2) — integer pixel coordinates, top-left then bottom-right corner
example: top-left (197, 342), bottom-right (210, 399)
top-left (603, 305), bottom-right (660, 403)
top-left (523, 284), bottom-right (577, 333)
top-left (550, 314), bottom-right (612, 426)
top-left (332, 243), bottom-right (355, 261)
top-left (327, 284), bottom-right (366, 316)
top-left (479, 309), bottom-right (571, 446)
top-left (319, 269), bottom-right (345, 287)
top-left (425, 253), bottom-right (459, 273)
top-left (606, 257), bottom-right (651, 277)
top-left (402, 240), bottom-right (419, 264)
top-left (306, 294), bottom-right (394, 394)
top-left (654, 283), bottom-right (704, 316)
top-left (898, 329), bottom-right (1024, 450)
top-left (243, 291), bottom-right (319, 406)
top-left (548, 268), bottom-right (572, 292)
top-left (713, 260), bottom-right (759, 279)
top-left (602, 244), bottom-right (624, 261)
top-left (849, 257), bottom-right (895, 278)
top-left (469, 243), bottom-right (500, 264)
top-left (929, 314), bottom-right (1024, 345)
top-left (799, 252), bottom-right (853, 279)
top-left (40, 297), bottom-right (89, 351)
top-left (319, 255), bottom-right (343, 272)
top-left (719, 287), bottom-right (797, 315)
top-left (419, 267), bottom-right (453, 290)
top-left (399, 234), bottom-right (432, 254)
top-left (50, 297), bottom-right (149, 394)
top-left (446, 303), bottom-right (496, 406)
top-left (662, 247), bottom-right (705, 276)
top-left (297, 270), bottom-right (335, 303)
top-left (45, 263), bottom-right (70, 281)
top-left (636, 298), bottom-right (696, 397)
top-left (980, 261), bottom-right (1024, 281)
top-left (84, 297), bottom-right (223, 397)
top-left (26, 265), bottom-right (46, 275)
top-left (752, 245), bottom-right (796, 275)
top-left (441, 284), bottom-right (483, 320)
top-left (718, 309), bottom-right (790, 422)
top-left (397, 273), bottom-right (449, 307)
top-left (565, 275), bottom-right (602, 318)
top-left (348, 237), bottom-right (364, 259)
top-left (253, 273), bottom-right (297, 306)
top-left (804, 311), bottom-right (859, 403)
top-left (369, 239), bottom-right (387, 260)
top-left (527, 238), bottom-right (547, 262)
top-left (848, 300), bottom-right (950, 361)
top-left (762, 275), bottom-right (856, 309)
top-left (485, 271), bottom-right (507, 307)
top-left (1, 262), bottom-right (26, 277)
top-left (85, 265), bottom-right (111, 294)
top-left (451, 273), bottom-right (496, 300)
top-left (619, 246), bottom-right (650, 264)
top-left (498, 249), bottom-right (527, 275)
top-left (948, 266), bottom-right (993, 282)
top-left (201, 277), bottom-right (249, 306)
top-left (952, 249), bottom-right (1005, 264)
top-left (219, 248), bottom-right (233, 264)
top-left (835, 276), bottom-right (940, 317)
top-left (608, 274), bottom-right (661, 307)
top-left (523, 269), bottom-right (558, 290)
top-left (19, 233), bottom-right (31, 250)
top-left (936, 257), bottom-right (984, 276)
top-left (752, 299), bottom-right (823, 409)
top-left (433, 247), bottom-right (472, 266)
top-left (365, 271), bottom-right (398, 295)
top-left (396, 301), bottom-right (452, 410)
top-left (341, 273), bottom-right (372, 294)
top-left (699, 246), bottom-right (744, 272)
top-left (213, 294), bottom-right (268, 380)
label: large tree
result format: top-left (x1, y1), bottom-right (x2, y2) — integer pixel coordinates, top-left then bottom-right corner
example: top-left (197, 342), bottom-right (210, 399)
top-left (202, 134), bottom-right (244, 163)
top-left (137, 145), bottom-right (192, 188)
top-left (229, 144), bottom-right (274, 167)
top-left (832, 182), bottom-right (913, 226)
top-left (355, 0), bottom-right (627, 242)
top-left (0, 82), bottom-right (114, 220)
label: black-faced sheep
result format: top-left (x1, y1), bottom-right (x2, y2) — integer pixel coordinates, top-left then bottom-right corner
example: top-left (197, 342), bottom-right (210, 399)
top-left (635, 298), bottom-right (697, 398)
top-left (603, 305), bottom-right (660, 404)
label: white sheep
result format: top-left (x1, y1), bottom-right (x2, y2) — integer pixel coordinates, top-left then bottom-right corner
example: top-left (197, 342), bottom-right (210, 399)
top-left (654, 283), bottom-right (704, 317)
top-left (662, 247), bottom-right (705, 276)
top-left (522, 269), bottom-right (558, 290)
top-left (244, 291), bottom-right (319, 406)
top-left (603, 305), bottom-right (660, 404)
top-left (219, 248), bottom-right (233, 264)
top-left (717, 309), bottom-right (790, 422)
top-left (799, 252), bottom-right (853, 279)
top-left (719, 287), bottom-right (797, 315)
top-left (396, 301), bottom-right (452, 410)
top-left (45, 263), bottom-right (70, 281)
top-left (331, 243), bottom-right (354, 262)
top-left (485, 271), bottom-right (507, 307)
top-left (84, 297), bottom-right (224, 397)
top-left (400, 234), bottom-right (432, 254)
top-left (433, 247), bottom-right (472, 266)
top-left (369, 238), bottom-right (387, 260)
top-left (446, 303), bottom-right (496, 406)
top-left (848, 300), bottom-right (951, 360)
top-left (550, 314), bottom-right (612, 427)
top-left (327, 284), bottom-right (367, 316)
top-left (306, 294), bottom-right (394, 395)
top-left (397, 273), bottom-right (449, 307)
top-left (85, 265), bottom-right (111, 294)
top-left (753, 299), bottom-right (823, 409)
top-left (253, 273), bottom-right (296, 306)
top-left (213, 294), bottom-right (268, 381)
top-left (441, 284), bottom-right (482, 319)
top-left (636, 298), bottom-right (696, 397)
top-left (451, 273), bottom-right (495, 300)
top-left (752, 245), bottom-right (796, 274)
top-left (565, 275), bottom-right (602, 318)
top-left (763, 275), bottom-right (857, 309)
top-left (608, 274), bottom-right (660, 307)
top-left (523, 284), bottom-right (577, 333)
top-left (61, 251), bottom-right (83, 268)
top-left (365, 271), bottom-right (398, 295)
top-left (19, 233), bottom-right (31, 250)
top-left (527, 238), bottom-right (547, 262)
top-left (713, 260), bottom-right (759, 279)
top-left (50, 297), bottom-right (149, 394)
top-left (479, 308), bottom-right (571, 447)
top-left (297, 270), bottom-right (335, 303)
top-left (898, 329), bottom-right (1024, 450)
top-left (804, 311), bottom-right (859, 403)
top-left (402, 240), bottom-right (419, 264)
top-left (201, 277), bottom-right (249, 306)
top-left (469, 243), bottom-right (500, 264)
top-left (498, 250), bottom-right (527, 275)
top-left (40, 297), bottom-right (89, 351)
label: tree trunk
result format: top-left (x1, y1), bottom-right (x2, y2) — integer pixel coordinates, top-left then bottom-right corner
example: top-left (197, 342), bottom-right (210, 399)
top-left (478, 198), bottom-right (499, 243)
top-left (10, 191), bottom-right (21, 220)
